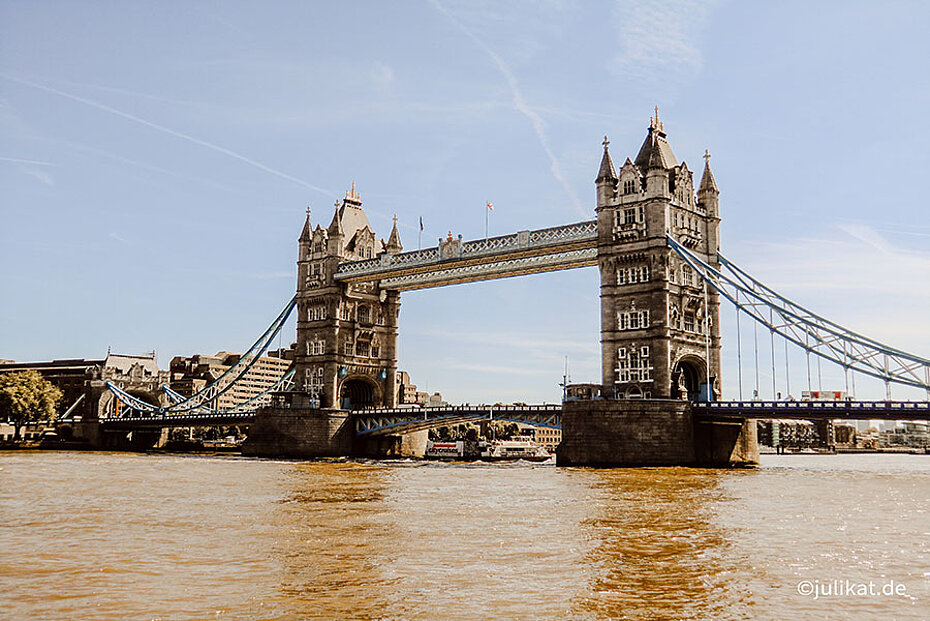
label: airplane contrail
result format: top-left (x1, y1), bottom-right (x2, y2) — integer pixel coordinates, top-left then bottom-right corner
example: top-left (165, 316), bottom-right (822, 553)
top-left (1, 73), bottom-right (334, 197)
top-left (429, 1), bottom-right (586, 218)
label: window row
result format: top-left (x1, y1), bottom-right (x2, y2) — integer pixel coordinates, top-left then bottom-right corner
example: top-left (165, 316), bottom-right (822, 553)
top-left (616, 347), bottom-right (653, 383)
top-left (342, 342), bottom-right (381, 358)
top-left (673, 211), bottom-right (699, 230)
top-left (306, 340), bottom-right (325, 356)
top-left (307, 306), bottom-right (327, 321)
top-left (670, 309), bottom-right (705, 334)
top-left (305, 366), bottom-right (324, 389)
top-left (617, 309), bottom-right (650, 330)
top-left (615, 206), bottom-right (645, 227)
top-left (617, 265), bottom-right (649, 285)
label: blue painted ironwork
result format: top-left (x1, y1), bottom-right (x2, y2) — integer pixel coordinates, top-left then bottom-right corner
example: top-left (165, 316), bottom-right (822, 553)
top-left (106, 296), bottom-right (297, 415)
top-left (667, 234), bottom-right (930, 393)
top-left (353, 404), bottom-right (562, 436)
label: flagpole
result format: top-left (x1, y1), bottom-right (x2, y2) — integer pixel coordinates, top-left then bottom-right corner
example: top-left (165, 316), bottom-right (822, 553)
top-left (485, 204), bottom-right (488, 240)
top-left (418, 216), bottom-right (423, 250)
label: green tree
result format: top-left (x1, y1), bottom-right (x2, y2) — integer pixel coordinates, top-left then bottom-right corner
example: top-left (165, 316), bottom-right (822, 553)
top-left (0, 370), bottom-right (63, 441)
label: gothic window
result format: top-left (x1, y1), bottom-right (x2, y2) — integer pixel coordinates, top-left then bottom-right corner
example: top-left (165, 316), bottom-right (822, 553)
top-left (371, 345), bottom-right (380, 358)
top-left (682, 265), bottom-right (694, 287)
top-left (376, 311), bottom-right (385, 326)
top-left (344, 342), bottom-right (354, 356)
top-left (624, 208), bottom-right (636, 225)
top-left (623, 179), bottom-right (636, 194)
top-left (308, 306), bottom-right (326, 321)
top-left (617, 265), bottom-right (650, 285)
top-left (356, 341), bottom-right (370, 358)
top-left (341, 304), bottom-right (352, 321)
top-left (357, 305), bottom-right (370, 324)
top-left (684, 312), bottom-right (695, 332)
top-left (617, 309), bottom-right (650, 331)
top-left (313, 241), bottom-right (323, 253)
top-left (617, 345), bottom-right (652, 384)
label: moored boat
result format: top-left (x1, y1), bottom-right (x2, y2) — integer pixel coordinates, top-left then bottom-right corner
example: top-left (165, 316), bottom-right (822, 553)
top-left (480, 437), bottom-right (551, 462)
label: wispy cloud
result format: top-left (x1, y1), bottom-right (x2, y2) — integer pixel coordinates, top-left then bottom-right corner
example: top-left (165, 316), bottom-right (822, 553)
top-left (730, 224), bottom-right (930, 350)
top-left (0, 74), bottom-right (334, 197)
top-left (429, 0), bottom-right (586, 217)
top-left (611, 0), bottom-right (720, 97)
top-left (0, 156), bottom-right (53, 166)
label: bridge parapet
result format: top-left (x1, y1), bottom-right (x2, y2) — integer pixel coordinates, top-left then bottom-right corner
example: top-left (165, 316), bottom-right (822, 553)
top-left (694, 400), bottom-right (930, 420)
top-left (334, 220), bottom-right (597, 284)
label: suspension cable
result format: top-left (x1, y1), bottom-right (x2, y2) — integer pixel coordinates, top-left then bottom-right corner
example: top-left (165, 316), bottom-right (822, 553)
top-left (736, 289), bottom-right (743, 400)
top-left (770, 308), bottom-right (777, 399)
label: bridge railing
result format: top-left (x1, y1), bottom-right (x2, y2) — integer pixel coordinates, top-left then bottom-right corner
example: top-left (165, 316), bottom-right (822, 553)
top-left (335, 220), bottom-right (597, 280)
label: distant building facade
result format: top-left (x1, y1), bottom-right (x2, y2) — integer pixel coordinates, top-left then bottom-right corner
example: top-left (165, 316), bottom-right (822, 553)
top-left (0, 352), bottom-right (168, 421)
top-left (169, 350), bottom-right (291, 411)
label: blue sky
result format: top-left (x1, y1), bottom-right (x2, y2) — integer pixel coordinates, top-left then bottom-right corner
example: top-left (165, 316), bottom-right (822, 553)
top-left (2, 1), bottom-right (929, 403)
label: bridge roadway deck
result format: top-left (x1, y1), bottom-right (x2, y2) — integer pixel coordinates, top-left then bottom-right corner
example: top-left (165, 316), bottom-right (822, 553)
top-left (353, 404), bottom-right (562, 436)
top-left (693, 400), bottom-right (930, 421)
top-left (98, 400), bottom-right (929, 432)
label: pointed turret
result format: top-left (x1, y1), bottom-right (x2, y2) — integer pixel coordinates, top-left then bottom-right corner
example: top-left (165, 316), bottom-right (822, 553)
top-left (385, 214), bottom-right (403, 254)
top-left (634, 108), bottom-right (678, 171)
top-left (597, 135), bottom-right (618, 182)
top-left (698, 149), bottom-right (719, 194)
top-left (327, 200), bottom-right (344, 237)
top-left (299, 205), bottom-right (312, 242)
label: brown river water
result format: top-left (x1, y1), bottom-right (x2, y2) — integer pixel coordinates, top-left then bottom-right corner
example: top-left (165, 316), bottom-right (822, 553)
top-left (1, 452), bottom-right (928, 620)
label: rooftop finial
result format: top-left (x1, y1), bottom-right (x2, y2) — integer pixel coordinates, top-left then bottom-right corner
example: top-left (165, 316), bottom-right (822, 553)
top-left (703, 149), bottom-right (711, 164)
top-left (393, 213), bottom-right (398, 225)
top-left (306, 204), bottom-right (311, 217)
top-left (345, 181), bottom-right (361, 203)
top-left (602, 135), bottom-right (610, 149)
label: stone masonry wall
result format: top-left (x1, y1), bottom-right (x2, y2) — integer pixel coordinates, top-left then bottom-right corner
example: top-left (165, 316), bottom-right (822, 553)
top-left (558, 399), bottom-right (695, 466)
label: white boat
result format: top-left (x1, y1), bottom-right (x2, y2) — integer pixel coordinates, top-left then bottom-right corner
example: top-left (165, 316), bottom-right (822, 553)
top-left (480, 437), bottom-right (551, 462)
top-left (425, 440), bottom-right (465, 459)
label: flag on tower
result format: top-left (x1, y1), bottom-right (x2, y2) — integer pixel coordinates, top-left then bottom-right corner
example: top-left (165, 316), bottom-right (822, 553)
top-left (419, 216), bottom-right (423, 231)
top-left (487, 201), bottom-right (493, 211)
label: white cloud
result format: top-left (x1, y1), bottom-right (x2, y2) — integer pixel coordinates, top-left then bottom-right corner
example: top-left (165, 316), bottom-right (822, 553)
top-left (611, 0), bottom-right (721, 96)
top-left (727, 224), bottom-right (930, 351)
top-left (371, 62), bottom-right (395, 88)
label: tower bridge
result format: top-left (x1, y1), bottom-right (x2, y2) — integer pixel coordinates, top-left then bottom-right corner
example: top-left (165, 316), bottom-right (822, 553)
top-left (101, 113), bottom-right (930, 465)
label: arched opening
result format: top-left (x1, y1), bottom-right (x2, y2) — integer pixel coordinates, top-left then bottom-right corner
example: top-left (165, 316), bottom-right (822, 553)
top-left (340, 378), bottom-right (376, 410)
top-left (671, 358), bottom-right (704, 402)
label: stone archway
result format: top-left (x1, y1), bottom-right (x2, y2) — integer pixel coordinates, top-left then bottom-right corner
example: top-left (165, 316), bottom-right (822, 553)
top-left (339, 376), bottom-right (379, 410)
top-left (671, 356), bottom-right (706, 402)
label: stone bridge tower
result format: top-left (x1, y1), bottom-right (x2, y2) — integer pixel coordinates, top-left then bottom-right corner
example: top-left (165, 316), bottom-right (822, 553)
top-left (596, 112), bottom-right (722, 402)
top-left (294, 184), bottom-right (401, 410)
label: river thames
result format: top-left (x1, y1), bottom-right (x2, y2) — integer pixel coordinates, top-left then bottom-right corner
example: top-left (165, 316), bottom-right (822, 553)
top-left (1, 452), bottom-right (927, 620)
